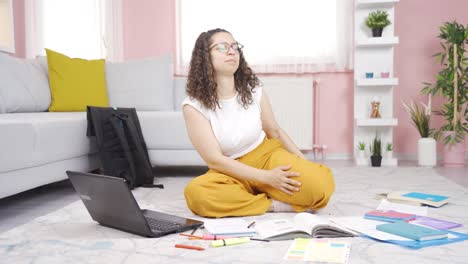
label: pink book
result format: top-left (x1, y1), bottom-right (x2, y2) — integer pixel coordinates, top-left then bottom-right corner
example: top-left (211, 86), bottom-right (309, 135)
top-left (364, 210), bottom-right (415, 222)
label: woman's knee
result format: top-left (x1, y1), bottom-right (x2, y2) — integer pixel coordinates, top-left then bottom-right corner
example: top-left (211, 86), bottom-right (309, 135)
top-left (312, 167), bottom-right (335, 208)
top-left (297, 164), bottom-right (335, 207)
top-left (184, 176), bottom-right (208, 212)
top-left (321, 166), bottom-right (335, 197)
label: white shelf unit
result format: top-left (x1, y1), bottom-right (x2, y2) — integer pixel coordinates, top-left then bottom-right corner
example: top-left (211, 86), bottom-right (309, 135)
top-left (356, 118), bottom-right (398, 127)
top-left (354, 0), bottom-right (399, 166)
top-left (357, 0), bottom-right (400, 8)
top-left (356, 36), bottom-right (399, 47)
top-left (356, 78), bottom-right (399, 86)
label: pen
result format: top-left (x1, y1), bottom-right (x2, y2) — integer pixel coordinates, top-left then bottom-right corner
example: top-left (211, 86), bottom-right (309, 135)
top-left (175, 244), bottom-right (205, 251)
top-left (190, 226), bottom-right (199, 235)
top-left (247, 221), bottom-right (256, 228)
top-left (250, 238), bottom-right (270, 242)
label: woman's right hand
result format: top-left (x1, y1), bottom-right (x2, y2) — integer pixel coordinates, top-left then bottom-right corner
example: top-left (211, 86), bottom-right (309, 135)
top-left (264, 165), bottom-right (301, 195)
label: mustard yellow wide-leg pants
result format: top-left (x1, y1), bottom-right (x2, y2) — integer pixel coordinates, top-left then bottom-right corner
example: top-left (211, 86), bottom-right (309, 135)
top-left (184, 138), bottom-right (335, 218)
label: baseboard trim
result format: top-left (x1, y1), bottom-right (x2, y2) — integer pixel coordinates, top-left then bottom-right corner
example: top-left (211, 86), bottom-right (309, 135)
top-left (304, 153), bottom-right (468, 161)
top-left (304, 153), bottom-right (353, 161)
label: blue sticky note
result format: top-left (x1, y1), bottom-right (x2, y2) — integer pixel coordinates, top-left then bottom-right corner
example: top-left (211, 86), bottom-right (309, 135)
top-left (330, 243), bottom-right (345, 247)
top-left (402, 192), bottom-right (448, 202)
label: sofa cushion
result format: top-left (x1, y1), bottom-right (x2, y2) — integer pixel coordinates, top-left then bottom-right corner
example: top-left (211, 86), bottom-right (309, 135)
top-left (0, 112), bottom-right (95, 173)
top-left (46, 49), bottom-right (109, 112)
top-left (138, 111), bottom-right (193, 150)
top-left (0, 52), bottom-right (51, 113)
top-left (106, 55), bottom-right (174, 111)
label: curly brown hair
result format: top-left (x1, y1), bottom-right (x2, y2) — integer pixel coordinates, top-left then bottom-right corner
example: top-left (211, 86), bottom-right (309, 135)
top-left (186, 28), bottom-right (260, 111)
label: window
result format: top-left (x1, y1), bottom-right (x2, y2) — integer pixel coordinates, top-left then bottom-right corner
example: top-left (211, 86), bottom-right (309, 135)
top-left (177, 0), bottom-right (353, 74)
top-left (25, 0), bottom-right (123, 60)
top-left (0, 0), bottom-right (15, 53)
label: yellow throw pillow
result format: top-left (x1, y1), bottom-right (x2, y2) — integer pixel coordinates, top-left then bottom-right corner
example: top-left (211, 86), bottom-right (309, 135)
top-left (46, 49), bottom-right (109, 111)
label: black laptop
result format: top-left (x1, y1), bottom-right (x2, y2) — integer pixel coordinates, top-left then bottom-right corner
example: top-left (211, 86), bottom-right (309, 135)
top-left (66, 171), bottom-right (203, 238)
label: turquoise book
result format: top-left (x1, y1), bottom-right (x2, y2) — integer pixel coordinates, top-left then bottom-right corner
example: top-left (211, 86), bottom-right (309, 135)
top-left (387, 191), bottom-right (449, 207)
top-left (376, 222), bottom-right (448, 241)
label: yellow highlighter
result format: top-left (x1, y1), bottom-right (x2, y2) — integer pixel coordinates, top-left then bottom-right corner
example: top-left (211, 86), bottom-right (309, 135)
top-left (210, 237), bottom-right (250, 247)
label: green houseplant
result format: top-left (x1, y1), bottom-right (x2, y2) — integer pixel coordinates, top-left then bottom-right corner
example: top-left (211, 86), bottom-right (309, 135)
top-left (421, 21), bottom-right (467, 167)
top-left (385, 143), bottom-right (393, 159)
top-left (357, 141), bottom-right (366, 158)
top-left (365, 10), bottom-right (391, 37)
top-left (402, 98), bottom-right (437, 166)
top-left (402, 99), bottom-right (431, 138)
top-left (369, 135), bottom-right (382, 167)
top-left (357, 142), bottom-right (366, 151)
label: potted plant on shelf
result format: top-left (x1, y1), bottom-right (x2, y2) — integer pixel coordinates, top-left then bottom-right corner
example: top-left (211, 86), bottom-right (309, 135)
top-left (369, 135), bottom-right (382, 167)
top-left (357, 142), bottom-right (366, 159)
top-left (385, 143), bottom-right (393, 159)
top-left (365, 10), bottom-right (391, 37)
top-left (421, 21), bottom-right (467, 167)
top-left (402, 97), bottom-right (436, 167)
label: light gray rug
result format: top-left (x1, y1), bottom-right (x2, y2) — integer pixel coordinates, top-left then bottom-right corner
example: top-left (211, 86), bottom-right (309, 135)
top-left (1, 167), bottom-right (467, 264)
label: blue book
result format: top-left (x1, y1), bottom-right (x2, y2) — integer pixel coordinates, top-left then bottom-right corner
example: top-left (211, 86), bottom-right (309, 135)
top-left (402, 192), bottom-right (449, 202)
top-left (387, 191), bottom-right (450, 207)
top-left (376, 222), bottom-right (448, 241)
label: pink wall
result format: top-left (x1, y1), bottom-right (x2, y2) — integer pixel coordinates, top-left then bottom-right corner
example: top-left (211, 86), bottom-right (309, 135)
top-left (11, 0), bottom-right (25, 57)
top-left (122, 0), bottom-right (175, 60)
top-left (394, 0), bottom-right (468, 155)
top-left (313, 73), bottom-right (354, 154)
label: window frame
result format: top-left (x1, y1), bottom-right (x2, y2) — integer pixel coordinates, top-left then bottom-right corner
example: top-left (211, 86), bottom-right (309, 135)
top-left (0, 0), bottom-right (15, 53)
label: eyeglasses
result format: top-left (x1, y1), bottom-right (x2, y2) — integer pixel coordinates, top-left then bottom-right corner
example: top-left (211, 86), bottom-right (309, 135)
top-left (209, 42), bottom-right (244, 54)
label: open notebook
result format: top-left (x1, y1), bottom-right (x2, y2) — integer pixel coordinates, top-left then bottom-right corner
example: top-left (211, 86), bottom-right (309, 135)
top-left (255, 213), bottom-right (358, 241)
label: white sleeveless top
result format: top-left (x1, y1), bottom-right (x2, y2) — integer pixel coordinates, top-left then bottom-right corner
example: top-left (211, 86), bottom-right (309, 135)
top-left (182, 86), bottom-right (265, 159)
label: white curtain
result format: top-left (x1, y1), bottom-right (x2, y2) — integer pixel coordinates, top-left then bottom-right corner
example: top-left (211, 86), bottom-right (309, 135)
top-left (103, 0), bottom-right (123, 62)
top-left (177, 0), bottom-right (354, 74)
top-left (24, 0), bottom-right (123, 61)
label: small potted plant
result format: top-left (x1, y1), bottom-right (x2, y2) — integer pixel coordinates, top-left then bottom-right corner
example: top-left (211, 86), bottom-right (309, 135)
top-left (402, 97), bottom-right (436, 166)
top-left (365, 10), bottom-right (391, 37)
top-left (357, 142), bottom-right (366, 159)
top-left (385, 143), bottom-right (393, 159)
top-left (369, 135), bottom-right (382, 167)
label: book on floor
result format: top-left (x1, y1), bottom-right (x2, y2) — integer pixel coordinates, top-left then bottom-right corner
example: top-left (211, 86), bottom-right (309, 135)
top-left (254, 212), bottom-right (358, 241)
top-left (364, 210), bottom-right (415, 222)
top-left (386, 191), bottom-right (450, 207)
top-left (407, 216), bottom-right (463, 230)
top-left (376, 221), bottom-right (449, 241)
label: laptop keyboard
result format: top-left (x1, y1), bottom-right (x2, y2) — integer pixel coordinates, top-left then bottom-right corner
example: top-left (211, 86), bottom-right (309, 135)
top-left (145, 217), bottom-right (183, 231)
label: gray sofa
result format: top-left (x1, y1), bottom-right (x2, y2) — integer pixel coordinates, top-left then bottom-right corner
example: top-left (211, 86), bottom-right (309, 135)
top-left (0, 53), bottom-right (203, 199)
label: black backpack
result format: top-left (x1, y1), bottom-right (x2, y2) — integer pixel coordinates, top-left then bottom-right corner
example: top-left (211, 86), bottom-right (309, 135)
top-left (86, 106), bottom-right (163, 189)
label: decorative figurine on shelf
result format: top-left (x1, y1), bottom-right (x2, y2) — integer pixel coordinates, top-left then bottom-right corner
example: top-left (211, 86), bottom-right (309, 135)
top-left (370, 96), bottom-right (382, 118)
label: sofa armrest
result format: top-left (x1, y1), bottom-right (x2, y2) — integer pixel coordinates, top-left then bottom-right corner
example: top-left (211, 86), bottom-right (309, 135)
top-left (0, 120), bottom-right (35, 173)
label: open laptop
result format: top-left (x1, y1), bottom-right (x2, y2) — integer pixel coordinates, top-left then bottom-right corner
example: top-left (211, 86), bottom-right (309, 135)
top-left (66, 171), bottom-right (203, 238)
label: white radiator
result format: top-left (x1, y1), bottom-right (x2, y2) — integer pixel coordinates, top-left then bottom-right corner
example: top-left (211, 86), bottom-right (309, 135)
top-left (260, 77), bottom-right (314, 150)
